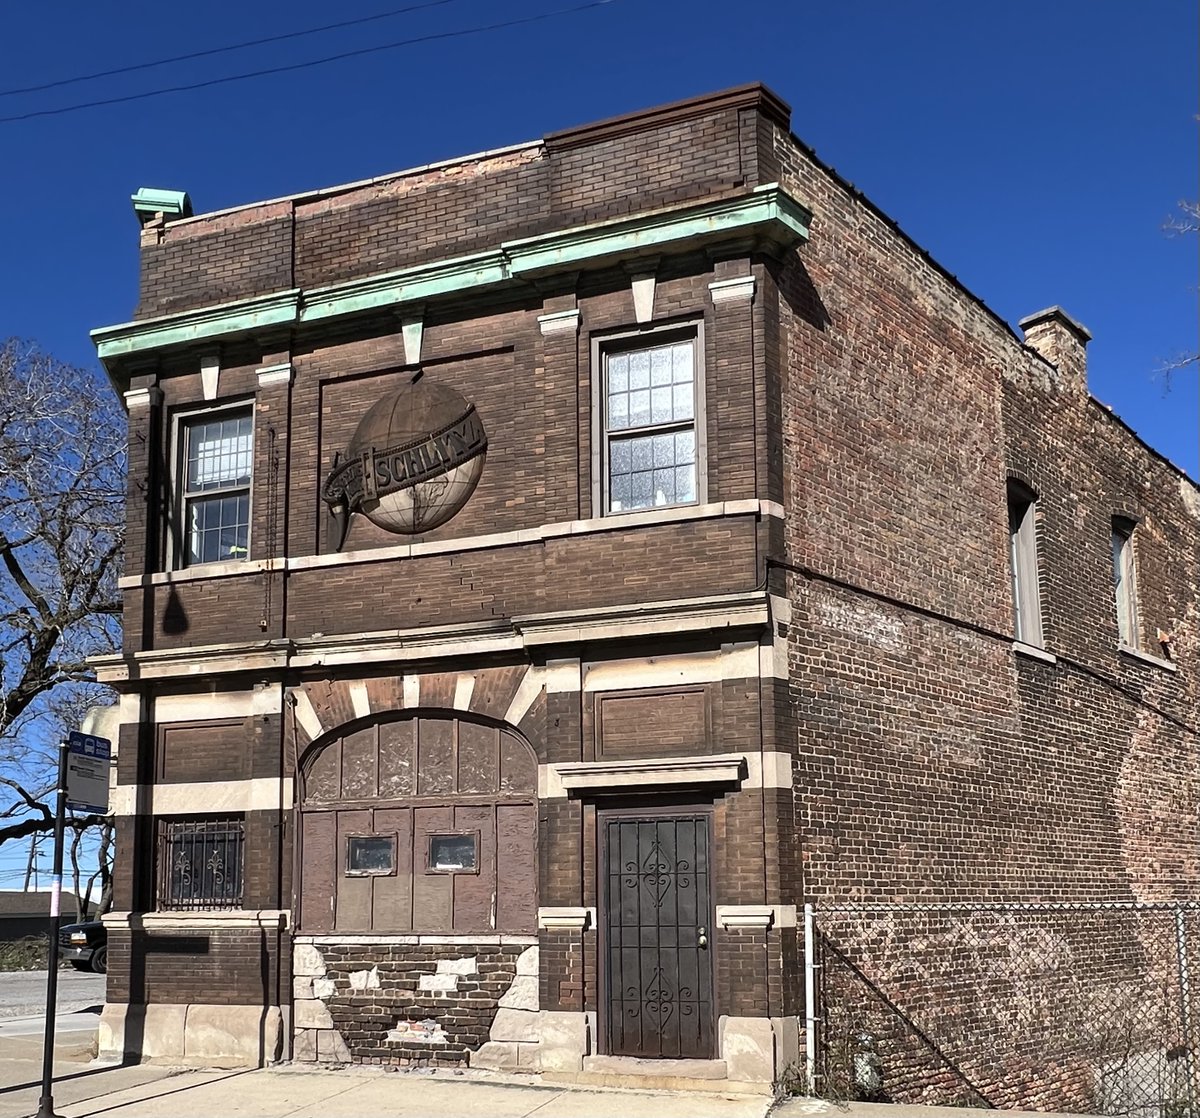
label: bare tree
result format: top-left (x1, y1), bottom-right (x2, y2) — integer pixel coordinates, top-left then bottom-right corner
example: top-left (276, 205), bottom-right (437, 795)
top-left (1159, 199), bottom-right (1200, 384)
top-left (0, 338), bottom-right (124, 909)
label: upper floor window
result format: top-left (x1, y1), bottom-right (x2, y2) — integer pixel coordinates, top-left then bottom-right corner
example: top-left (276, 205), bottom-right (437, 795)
top-left (178, 408), bottom-right (253, 567)
top-left (1112, 517), bottom-right (1139, 648)
top-left (600, 331), bottom-right (702, 514)
top-left (1007, 481), bottom-right (1043, 646)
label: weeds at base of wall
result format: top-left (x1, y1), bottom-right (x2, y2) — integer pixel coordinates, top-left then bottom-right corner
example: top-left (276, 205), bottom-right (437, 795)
top-left (0, 935), bottom-right (55, 971)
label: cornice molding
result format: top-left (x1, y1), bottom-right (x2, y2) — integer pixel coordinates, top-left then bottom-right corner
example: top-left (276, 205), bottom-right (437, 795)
top-left (93, 289), bottom-right (301, 369)
top-left (90, 591), bottom-right (770, 684)
top-left (553, 753), bottom-right (749, 794)
top-left (92, 186), bottom-right (811, 379)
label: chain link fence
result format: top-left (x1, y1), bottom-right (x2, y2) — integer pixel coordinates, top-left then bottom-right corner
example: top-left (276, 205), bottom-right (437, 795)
top-left (809, 903), bottom-right (1200, 1116)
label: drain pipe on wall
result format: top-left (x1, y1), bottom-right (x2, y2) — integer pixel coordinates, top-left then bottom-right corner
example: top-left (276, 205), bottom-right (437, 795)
top-left (803, 902), bottom-right (818, 1092)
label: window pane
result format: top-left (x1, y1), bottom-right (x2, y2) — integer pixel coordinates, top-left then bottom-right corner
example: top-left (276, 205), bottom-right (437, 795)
top-left (348, 835), bottom-right (395, 874)
top-left (672, 342), bottom-right (694, 383)
top-left (651, 386), bottom-right (674, 424)
top-left (186, 413), bottom-right (252, 492)
top-left (650, 346), bottom-right (674, 385)
top-left (608, 353), bottom-right (628, 394)
top-left (608, 393), bottom-right (629, 431)
top-left (610, 473), bottom-right (632, 512)
top-left (629, 389), bottom-right (651, 428)
top-left (629, 351), bottom-right (650, 390)
top-left (631, 471), bottom-right (654, 508)
top-left (631, 437), bottom-right (653, 472)
top-left (610, 440), bottom-right (631, 474)
top-left (652, 433), bottom-right (675, 468)
top-left (676, 464), bottom-right (697, 503)
top-left (429, 834), bottom-right (476, 871)
top-left (675, 430), bottom-right (696, 464)
top-left (652, 468), bottom-right (676, 506)
top-left (672, 383), bottom-right (694, 421)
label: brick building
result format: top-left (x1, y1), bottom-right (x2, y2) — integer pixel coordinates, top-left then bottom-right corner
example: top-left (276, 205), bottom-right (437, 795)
top-left (90, 84), bottom-right (1199, 1096)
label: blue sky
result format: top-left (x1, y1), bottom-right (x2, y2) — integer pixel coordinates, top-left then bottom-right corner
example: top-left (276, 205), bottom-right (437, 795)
top-left (0, 0), bottom-right (1195, 887)
top-left (1, 0), bottom-right (1196, 477)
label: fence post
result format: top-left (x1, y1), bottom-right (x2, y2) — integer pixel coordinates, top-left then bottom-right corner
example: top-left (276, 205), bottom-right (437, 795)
top-left (804, 902), bottom-right (818, 1093)
top-left (1174, 906), bottom-right (1197, 1108)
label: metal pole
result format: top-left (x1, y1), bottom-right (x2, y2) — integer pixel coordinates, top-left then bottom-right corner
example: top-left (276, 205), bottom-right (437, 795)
top-left (36, 741), bottom-right (68, 1118)
top-left (1174, 907), bottom-right (1197, 1109)
top-left (804, 902), bottom-right (818, 1093)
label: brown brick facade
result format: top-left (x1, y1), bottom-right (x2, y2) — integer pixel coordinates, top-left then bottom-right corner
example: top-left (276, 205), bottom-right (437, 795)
top-left (94, 83), bottom-right (1197, 1094)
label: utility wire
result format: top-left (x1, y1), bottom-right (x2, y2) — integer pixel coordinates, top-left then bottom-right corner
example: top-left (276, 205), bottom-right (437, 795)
top-left (0, 0), bottom-right (615, 124)
top-left (0, 0), bottom-right (464, 98)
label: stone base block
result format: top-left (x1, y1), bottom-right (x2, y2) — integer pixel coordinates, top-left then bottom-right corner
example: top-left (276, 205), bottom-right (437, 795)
top-left (292, 1026), bottom-right (352, 1063)
top-left (293, 998), bottom-right (334, 1029)
top-left (471, 1040), bottom-right (519, 1070)
top-left (98, 1003), bottom-right (283, 1068)
top-left (497, 974), bottom-right (538, 1010)
top-left (489, 1007), bottom-right (540, 1042)
top-left (537, 1010), bottom-right (590, 1072)
top-left (718, 1014), bottom-right (800, 1084)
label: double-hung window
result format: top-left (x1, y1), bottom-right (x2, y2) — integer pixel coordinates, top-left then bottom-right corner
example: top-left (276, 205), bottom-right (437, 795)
top-left (1007, 481), bottom-right (1043, 646)
top-left (601, 332), bottom-right (701, 514)
top-left (178, 408), bottom-right (253, 566)
top-left (1112, 517), bottom-right (1139, 648)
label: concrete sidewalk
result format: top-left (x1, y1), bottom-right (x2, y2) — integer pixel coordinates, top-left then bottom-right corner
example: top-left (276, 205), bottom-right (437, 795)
top-left (8, 1063), bottom-right (772, 1118)
top-left (0, 1025), bottom-right (1093, 1118)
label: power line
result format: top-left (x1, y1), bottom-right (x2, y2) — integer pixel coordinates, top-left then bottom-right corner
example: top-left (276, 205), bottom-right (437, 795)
top-left (0, 1), bottom-right (615, 125)
top-left (0, 0), bottom-right (464, 99)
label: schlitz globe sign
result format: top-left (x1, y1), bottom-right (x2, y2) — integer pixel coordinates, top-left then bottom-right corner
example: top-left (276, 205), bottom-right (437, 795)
top-left (322, 371), bottom-right (487, 549)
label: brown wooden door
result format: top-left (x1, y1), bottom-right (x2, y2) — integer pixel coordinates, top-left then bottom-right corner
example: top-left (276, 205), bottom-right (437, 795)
top-left (604, 813), bottom-right (714, 1059)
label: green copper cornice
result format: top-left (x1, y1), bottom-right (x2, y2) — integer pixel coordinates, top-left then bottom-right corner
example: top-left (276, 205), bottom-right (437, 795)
top-left (94, 185), bottom-right (811, 374)
top-left (92, 289), bottom-right (301, 363)
top-left (302, 250), bottom-right (510, 323)
top-left (504, 184), bottom-right (810, 276)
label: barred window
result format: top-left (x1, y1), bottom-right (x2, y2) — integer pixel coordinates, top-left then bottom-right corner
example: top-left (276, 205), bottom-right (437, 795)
top-left (157, 815), bottom-right (245, 911)
top-left (178, 408), bottom-right (253, 567)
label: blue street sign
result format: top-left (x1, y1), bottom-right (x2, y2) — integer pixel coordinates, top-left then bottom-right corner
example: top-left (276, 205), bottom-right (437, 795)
top-left (65, 731), bottom-right (112, 814)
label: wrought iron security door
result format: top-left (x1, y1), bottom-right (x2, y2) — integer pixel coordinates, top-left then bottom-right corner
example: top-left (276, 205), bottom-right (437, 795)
top-left (604, 815), bottom-right (714, 1058)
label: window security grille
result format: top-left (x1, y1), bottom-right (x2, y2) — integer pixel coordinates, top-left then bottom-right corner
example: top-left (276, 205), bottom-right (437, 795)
top-left (158, 816), bottom-right (245, 910)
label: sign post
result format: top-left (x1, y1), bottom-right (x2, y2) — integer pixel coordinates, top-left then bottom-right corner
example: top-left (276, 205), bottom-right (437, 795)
top-left (38, 731), bottom-right (111, 1118)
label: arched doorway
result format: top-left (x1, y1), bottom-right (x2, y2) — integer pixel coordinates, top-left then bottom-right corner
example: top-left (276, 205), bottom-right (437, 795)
top-left (296, 711), bottom-right (537, 934)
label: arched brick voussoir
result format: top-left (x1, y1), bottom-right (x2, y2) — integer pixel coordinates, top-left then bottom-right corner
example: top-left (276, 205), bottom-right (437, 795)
top-left (467, 665), bottom-right (527, 721)
top-left (365, 676), bottom-right (404, 713)
top-left (303, 679), bottom-right (356, 733)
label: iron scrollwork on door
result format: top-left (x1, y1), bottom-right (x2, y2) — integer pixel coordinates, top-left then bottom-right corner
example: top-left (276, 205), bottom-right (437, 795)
top-left (623, 837), bottom-right (692, 908)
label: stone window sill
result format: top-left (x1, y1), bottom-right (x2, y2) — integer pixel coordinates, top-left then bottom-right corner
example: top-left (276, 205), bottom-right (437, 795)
top-left (1012, 641), bottom-right (1057, 666)
top-left (1118, 644), bottom-right (1178, 673)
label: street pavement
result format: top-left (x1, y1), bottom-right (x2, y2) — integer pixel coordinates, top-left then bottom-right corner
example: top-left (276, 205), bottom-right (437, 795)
top-left (0, 970), bottom-right (106, 1020)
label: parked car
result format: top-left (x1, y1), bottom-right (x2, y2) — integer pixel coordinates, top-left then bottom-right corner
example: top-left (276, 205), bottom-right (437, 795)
top-left (58, 921), bottom-right (106, 974)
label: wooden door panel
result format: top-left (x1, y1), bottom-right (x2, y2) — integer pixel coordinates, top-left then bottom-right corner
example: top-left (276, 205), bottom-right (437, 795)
top-left (451, 804), bottom-right (494, 931)
top-left (495, 803), bottom-right (536, 933)
top-left (300, 811), bottom-right (336, 932)
top-left (335, 809), bottom-right (372, 931)
top-left (411, 805), bottom-right (453, 930)
top-left (372, 807), bottom-right (413, 931)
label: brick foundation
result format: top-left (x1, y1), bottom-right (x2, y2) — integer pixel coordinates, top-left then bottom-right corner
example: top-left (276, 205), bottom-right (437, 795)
top-left (292, 938), bottom-right (538, 1067)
